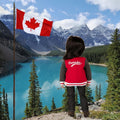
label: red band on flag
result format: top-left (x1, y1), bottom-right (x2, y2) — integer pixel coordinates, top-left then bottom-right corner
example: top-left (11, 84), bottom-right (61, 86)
top-left (16, 9), bottom-right (25, 30)
top-left (40, 19), bottom-right (53, 36)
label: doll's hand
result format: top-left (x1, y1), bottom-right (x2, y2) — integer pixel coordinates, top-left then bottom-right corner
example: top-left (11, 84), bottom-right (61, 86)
top-left (86, 83), bottom-right (90, 87)
top-left (61, 84), bottom-right (65, 88)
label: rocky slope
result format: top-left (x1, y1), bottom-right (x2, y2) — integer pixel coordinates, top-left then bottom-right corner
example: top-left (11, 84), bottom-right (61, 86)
top-left (0, 20), bottom-right (36, 76)
top-left (24, 99), bottom-right (105, 120)
top-left (25, 112), bottom-right (101, 120)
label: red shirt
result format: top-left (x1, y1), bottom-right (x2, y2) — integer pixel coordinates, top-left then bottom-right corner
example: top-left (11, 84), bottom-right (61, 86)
top-left (64, 57), bottom-right (87, 86)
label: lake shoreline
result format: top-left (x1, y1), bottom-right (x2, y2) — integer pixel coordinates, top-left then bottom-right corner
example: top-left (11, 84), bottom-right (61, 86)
top-left (90, 63), bottom-right (107, 67)
top-left (0, 57), bottom-right (107, 77)
top-left (0, 58), bottom-right (33, 77)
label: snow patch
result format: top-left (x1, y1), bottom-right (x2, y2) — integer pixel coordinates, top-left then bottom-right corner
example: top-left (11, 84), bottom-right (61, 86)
top-left (94, 41), bottom-right (104, 46)
top-left (35, 35), bottom-right (40, 43)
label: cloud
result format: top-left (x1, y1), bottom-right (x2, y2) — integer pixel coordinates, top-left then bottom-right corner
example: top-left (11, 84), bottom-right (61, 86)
top-left (35, 56), bottom-right (50, 61)
top-left (53, 12), bottom-right (88, 29)
top-left (53, 12), bottom-right (105, 30)
top-left (41, 81), bottom-right (52, 91)
top-left (53, 19), bottom-right (78, 29)
top-left (0, 6), bottom-right (11, 15)
top-left (27, 5), bottom-right (38, 12)
top-left (87, 15), bottom-right (106, 30)
top-left (5, 4), bottom-right (13, 12)
top-left (107, 24), bottom-right (115, 29)
top-left (116, 22), bottom-right (120, 29)
top-left (52, 80), bottom-right (60, 88)
top-left (87, 0), bottom-right (120, 12)
top-left (22, 80), bottom-right (60, 99)
top-left (25, 7), bottom-right (52, 21)
top-left (40, 9), bottom-right (52, 20)
top-left (49, 8), bottom-right (54, 12)
top-left (41, 79), bottom-right (60, 91)
top-left (20, 0), bottom-right (36, 6)
top-left (107, 22), bottom-right (120, 29)
top-left (61, 11), bottom-right (68, 16)
top-left (37, 69), bottom-right (40, 75)
top-left (90, 80), bottom-right (97, 89)
top-left (22, 89), bottom-right (29, 100)
top-left (77, 12), bottom-right (88, 23)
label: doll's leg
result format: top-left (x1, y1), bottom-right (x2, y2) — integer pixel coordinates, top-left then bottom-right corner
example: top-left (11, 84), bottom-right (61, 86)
top-left (67, 87), bottom-right (75, 117)
top-left (77, 86), bottom-right (89, 117)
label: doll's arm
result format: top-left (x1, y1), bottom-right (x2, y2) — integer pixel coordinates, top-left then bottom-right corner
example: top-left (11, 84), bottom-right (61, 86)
top-left (60, 61), bottom-right (67, 87)
top-left (84, 59), bottom-right (92, 85)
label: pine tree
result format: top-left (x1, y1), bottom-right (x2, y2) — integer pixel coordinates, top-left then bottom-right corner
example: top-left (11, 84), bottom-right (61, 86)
top-left (2, 88), bottom-right (10, 120)
top-left (51, 97), bottom-right (56, 110)
top-left (62, 87), bottom-right (68, 111)
top-left (24, 102), bottom-right (30, 118)
top-left (5, 93), bottom-right (10, 120)
top-left (75, 87), bottom-right (79, 105)
top-left (0, 84), bottom-right (3, 119)
top-left (42, 106), bottom-right (49, 114)
top-left (104, 28), bottom-right (120, 112)
top-left (85, 86), bottom-right (93, 103)
top-left (98, 84), bottom-right (101, 100)
top-left (0, 86), bottom-right (9, 120)
top-left (2, 88), bottom-right (6, 119)
top-left (34, 79), bottom-right (42, 115)
top-left (95, 85), bottom-right (99, 101)
top-left (95, 84), bottom-right (102, 101)
top-left (28, 60), bottom-right (42, 116)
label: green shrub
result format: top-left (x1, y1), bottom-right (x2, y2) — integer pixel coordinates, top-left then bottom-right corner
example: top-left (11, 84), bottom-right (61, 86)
top-left (102, 113), bottom-right (120, 120)
top-left (89, 110), bottom-right (120, 120)
top-left (90, 111), bottom-right (108, 119)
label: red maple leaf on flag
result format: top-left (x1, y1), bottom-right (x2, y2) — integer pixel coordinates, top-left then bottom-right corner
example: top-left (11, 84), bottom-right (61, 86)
top-left (25, 17), bottom-right (40, 30)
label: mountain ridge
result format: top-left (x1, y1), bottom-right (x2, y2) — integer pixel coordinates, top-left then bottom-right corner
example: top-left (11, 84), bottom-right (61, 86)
top-left (0, 20), bottom-right (36, 75)
top-left (0, 15), bottom-right (114, 52)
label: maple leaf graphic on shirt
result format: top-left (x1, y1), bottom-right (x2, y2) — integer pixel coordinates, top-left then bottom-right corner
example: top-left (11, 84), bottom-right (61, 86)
top-left (25, 17), bottom-right (40, 30)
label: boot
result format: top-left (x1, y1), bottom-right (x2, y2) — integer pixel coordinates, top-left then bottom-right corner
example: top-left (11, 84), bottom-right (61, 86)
top-left (68, 111), bottom-right (75, 117)
top-left (83, 111), bottom-right (90, 117)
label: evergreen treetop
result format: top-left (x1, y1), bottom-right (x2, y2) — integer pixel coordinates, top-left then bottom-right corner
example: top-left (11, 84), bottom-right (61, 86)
top-left (95, 84), bottom-right (101, 101)
top-left (42, 106), bottom-right (49, 114)
top-left (0, 85), bottom-right (10, 120)
top-left (24, 102), bottom-right (31, 118)
top-left (26, 60), bottom-right (42, 117)
top-left (85, 86), bottom-right (93, 103)
top-left (104, 28), bottom-right (120, 112)
top-left (51, 97), bottom-right (56, 110)
top-left (62, 87), bottom-right (68, 111)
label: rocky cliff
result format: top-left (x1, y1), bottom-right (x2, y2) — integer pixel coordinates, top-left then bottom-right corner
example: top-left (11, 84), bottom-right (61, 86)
top-left (0, 20), bottom-right (36, 76)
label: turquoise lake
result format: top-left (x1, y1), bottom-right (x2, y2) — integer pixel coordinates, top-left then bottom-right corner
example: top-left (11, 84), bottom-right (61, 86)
top-left (0, 56), bottom-right (108, 120)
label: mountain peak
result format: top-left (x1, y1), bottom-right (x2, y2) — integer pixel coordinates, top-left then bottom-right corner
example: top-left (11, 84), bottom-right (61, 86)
top-left (68, 24), bottom-right (90, 33)
top-left (93, 24), bottom-right (112, 31)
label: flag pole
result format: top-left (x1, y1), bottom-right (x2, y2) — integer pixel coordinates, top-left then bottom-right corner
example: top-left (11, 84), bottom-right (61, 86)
top-left (13, 2), bottom-right (16, 120)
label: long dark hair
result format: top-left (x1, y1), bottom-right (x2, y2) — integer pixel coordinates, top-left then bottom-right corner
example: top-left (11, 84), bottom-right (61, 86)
top-left (63, 36), bottom-right (85, 60)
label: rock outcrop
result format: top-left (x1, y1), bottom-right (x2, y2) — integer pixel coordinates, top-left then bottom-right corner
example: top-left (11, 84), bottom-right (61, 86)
top-left (24, 99), bottom-right (105, 120)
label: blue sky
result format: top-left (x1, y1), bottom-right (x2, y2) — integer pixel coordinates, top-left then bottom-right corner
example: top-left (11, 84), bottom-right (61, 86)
top-left (1, 0), bottom-right (120, 30)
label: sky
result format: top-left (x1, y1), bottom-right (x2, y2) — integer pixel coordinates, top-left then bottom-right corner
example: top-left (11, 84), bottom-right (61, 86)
top-left (1, 0), bottom-right (120, 30)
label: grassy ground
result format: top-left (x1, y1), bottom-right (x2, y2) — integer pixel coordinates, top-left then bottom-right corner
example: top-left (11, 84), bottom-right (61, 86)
top-left (89, 111), bottom-right (120, 120)
top-left (75, 106), bottom-right (120, 120)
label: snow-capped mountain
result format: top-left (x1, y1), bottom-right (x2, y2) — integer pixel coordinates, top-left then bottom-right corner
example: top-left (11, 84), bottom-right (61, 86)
top-left (0, 15), bottom-right (114, 52)
top-left (90, 25), bottom-right (113, 45)
top-left (56, 24), bottom-right (114, 47)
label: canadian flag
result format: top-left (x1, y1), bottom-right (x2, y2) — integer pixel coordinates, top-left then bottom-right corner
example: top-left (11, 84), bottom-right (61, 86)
top-left (16, 9), bottom-right (53, 36)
